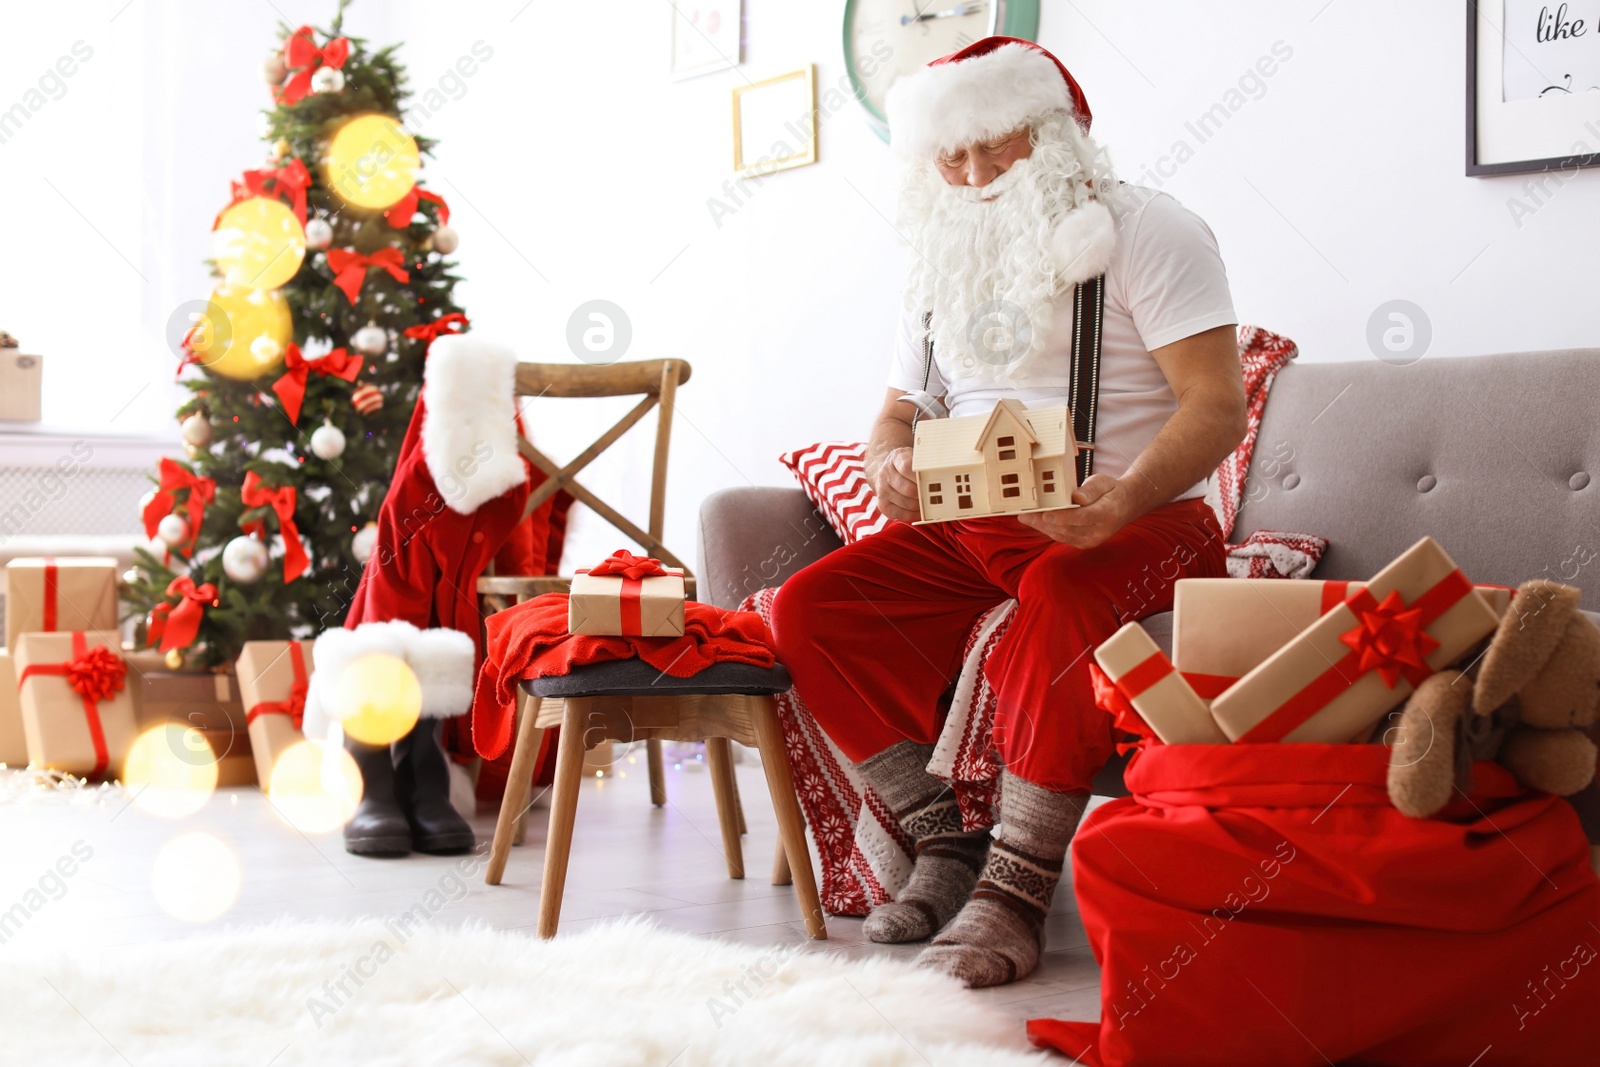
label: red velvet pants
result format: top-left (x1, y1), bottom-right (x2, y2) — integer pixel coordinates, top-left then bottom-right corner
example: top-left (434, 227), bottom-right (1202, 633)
top-left (770, 497), bottom-right (1226, 793)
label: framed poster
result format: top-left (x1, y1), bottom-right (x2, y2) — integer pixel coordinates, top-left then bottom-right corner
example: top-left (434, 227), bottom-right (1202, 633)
top-left (732, 66), bottom-right (817, 179)
top-left (671, 1), bottom-right (742, 81)
top-left (1468, 0), bottom-right (1600, 175)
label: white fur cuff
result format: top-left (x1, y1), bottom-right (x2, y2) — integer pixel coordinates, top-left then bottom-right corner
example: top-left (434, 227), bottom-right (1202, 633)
top-left (301, 622), bottom-right (475, 740)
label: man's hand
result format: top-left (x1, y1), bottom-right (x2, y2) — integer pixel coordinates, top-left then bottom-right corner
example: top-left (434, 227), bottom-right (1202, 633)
top-left (1016, 473), bottom-right (1132, 548)
top-left (868, 445), bottom-right (922, 523)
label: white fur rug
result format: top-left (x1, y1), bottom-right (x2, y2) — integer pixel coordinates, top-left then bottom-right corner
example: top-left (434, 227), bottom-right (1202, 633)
top-left (4, 918), bottom-right (1055, 1066)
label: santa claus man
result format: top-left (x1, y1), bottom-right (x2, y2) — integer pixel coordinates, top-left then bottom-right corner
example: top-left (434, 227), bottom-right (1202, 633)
top-left (771, 38), bottom-right (1246, 987)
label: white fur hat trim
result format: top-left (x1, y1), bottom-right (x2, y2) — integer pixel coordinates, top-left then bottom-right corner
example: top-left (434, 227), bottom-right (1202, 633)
top-left (422, 334), bottom-right (528, 516)
top-left (886, 41), bottom-right (1076, 161)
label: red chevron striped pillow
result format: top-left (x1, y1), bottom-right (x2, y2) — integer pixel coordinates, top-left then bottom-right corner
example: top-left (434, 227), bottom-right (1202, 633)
top-left (779, 442), bottom-right (889, 545)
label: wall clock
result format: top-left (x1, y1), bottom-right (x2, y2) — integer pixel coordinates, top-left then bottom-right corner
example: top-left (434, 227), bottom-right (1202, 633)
top-left (843, 0), bottom-right (1041, 141)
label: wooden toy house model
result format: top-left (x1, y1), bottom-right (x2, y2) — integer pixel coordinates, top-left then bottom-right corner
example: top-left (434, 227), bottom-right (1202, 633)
top-left (912, 400), bottom-right (1085, 524)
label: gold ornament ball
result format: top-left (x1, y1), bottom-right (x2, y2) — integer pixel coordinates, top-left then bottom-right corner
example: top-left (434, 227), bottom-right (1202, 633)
top-left (429, 225), bottom-right (459, 255)
top-left (165, 648), bottom-right (186, 670)
top-left (187, 285), bottom-right (292, 380)
top-left (324, 114), bottom-right (420, 210)
top-left (213, 196), bottom-right (306, 290)
top-left (273, 137), bottom-right (292, 159)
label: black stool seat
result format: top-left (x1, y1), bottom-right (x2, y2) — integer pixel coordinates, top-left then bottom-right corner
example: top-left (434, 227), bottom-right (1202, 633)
top-left (522, 659), bottom-right (792, 699)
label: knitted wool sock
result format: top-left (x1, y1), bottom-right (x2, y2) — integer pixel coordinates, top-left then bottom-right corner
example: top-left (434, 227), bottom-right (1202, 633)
top-left (856, 741), bottom-right (992, 944)
top-left (917, 770), bottom-right (1087, 987)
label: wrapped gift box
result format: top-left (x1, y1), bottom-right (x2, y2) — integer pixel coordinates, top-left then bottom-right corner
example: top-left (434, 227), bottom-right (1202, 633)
top-left (0, 650), bottom-right (27, 766)
top-left (5, 557), bottom-right (118, 652)
top-left (15, 630), bottom-right (138, 778)
top-left (1094, 622), bottom-right (1227, 744)
top-left (125, 652), bottom-right (244, 734)
top-left (235, 640), bottom-right (313, 790)
top-left (568, 558), bottom-right (686, 637)
top-left (1172, 579), bottom-right (1514, 699)
top-left (1209, 538), bottom-right (1502, 743)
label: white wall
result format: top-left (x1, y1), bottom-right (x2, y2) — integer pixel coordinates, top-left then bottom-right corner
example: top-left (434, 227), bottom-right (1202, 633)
top-left (8, 1), bottom-right (1599, 566)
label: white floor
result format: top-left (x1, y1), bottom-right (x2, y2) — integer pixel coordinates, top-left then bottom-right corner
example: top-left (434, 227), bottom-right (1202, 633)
top-left (0, 752), bottom-right (1102, 1034)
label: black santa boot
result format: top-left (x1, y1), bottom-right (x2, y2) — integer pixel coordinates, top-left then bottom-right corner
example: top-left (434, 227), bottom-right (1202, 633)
top-left (393, 718), bottom-right (474, 854)
top-left (343, 734), bottom-right (413, 856)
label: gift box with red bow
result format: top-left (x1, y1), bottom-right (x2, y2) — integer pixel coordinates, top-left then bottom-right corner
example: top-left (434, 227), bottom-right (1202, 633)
top-left (1091, 623), bottom-right (1228, 745)
top-left (15, 630), bottom-right (138, 778)
top-left (1209, 537), bottom-right (1503, 743)
top-left (5, 556), bottom-right (118, 652)
top-left (568, 551), bottom-right (686, 638)
top-left (235, 640), bottom-right (314, 790)
top-left (1171, 578), bottom-right (1513, 702)
top-left (0, 650), bottom-right (26, 766)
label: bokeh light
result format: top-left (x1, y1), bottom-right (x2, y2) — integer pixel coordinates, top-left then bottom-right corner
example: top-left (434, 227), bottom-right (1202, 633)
top-left (150, 833), bottom-right (241, 923)
top-left (212, 196), bottom-right (306, 290)
top-left (266, 739), bottom-right (364, 833)
top-left (325, 114), bottom-right (420, 209)
top-left (187, 285), bottom-right (292, 380)
top-left (333, 653), bottom-right (421, 747)
top-left (122, 724), bottom-right (219, 819)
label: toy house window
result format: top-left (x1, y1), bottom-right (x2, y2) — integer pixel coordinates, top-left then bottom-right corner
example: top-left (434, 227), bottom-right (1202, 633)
top-left (955, 473), bottom-right (973, 510)
top-left (1001, 473), bottom-right (1020, 499)
top-left (996, 435), bottom-right (1016, 461)
top-left (1042, 470), bottom-right (1057, 494)
top-left (927, 480), bottom-right (943, 506)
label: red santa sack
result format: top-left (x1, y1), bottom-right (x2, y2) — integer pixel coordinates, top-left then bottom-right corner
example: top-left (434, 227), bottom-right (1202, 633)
top-left (1027, 743), bottom-right (1600, 1067)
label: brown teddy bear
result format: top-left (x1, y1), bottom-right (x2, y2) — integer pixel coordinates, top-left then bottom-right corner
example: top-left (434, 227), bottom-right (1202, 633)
top-left (1387, 580), bottom-right (1599, 820)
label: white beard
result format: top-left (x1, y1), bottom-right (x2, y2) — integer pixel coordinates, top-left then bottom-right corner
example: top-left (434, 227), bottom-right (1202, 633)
top-left (898, 117), bottom-right (1119, 385)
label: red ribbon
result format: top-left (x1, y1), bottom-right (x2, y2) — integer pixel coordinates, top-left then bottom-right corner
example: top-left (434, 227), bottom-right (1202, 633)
top-left (17, 632), bottom-right (124, 778)
top-left (42, 558), bottom-right (58, 632)
top-left (271, 343), bottom-right (364, 425)
top-left (142, 459), bottom-right (217, 558)
top-left (1319, 581), bottom-right (1353, 614)
top-left (586, 550), bottom-right (672, 581)
top-left (1179, 671), bottom-right (1237, 699)
top-left (383, 186), bottom-right (450, 229)
top-left (326, 247), bottom-right (410, 305)
top-left (214, 158), bottom-right (312, 228)
top-left (240, 472), bottom-right (309, 583)
top-left (1239, 570), bottom-right (1471, 743)
top-left (148, 576), bottom-right (218, 655)
top-left (277, 26), bottom-right (350, 105)
top-left (1088, 660), bottom-right (1157, 751)
top-left (402, 313), bottom-right (470, 348)
top-left (246, 642), bottom-right (308, 730)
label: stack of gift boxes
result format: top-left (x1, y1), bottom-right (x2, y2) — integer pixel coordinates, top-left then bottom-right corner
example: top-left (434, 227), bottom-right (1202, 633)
top-left (1, 556), bottom-right (315, 789)
top-left (1094, 537), bottom-right (1512, 747)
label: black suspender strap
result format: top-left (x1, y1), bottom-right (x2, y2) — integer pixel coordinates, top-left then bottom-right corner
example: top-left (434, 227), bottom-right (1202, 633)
top-left (1067, 274), bottom-right (1106, 485)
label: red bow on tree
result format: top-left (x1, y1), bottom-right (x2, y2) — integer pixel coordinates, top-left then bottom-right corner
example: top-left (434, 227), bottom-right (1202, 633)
top-left (271, 343), bottom-right (364, 425)
top-left (214, 158), bottom-right (312, 227)
top-left (586, 550), bottom-right (673, 581)
top-left (402, 313), bottom-right (470, 349)
top-left (65, 644), bottom-right (128, 705)
top-left (277, 25), bottom-right (351, 106)
top-left (383, 186), bottom-right (449, 229)
top-left (1339, 590), bottom-right (1441, 689)
top-left (240, 471), bottom-right (309, 583)
top-left (147, 575), bottom-right (219, 654)
top-left (326, 247), bottom-right (410, 305)
top-left (142, 458), bottom-right (217, 558)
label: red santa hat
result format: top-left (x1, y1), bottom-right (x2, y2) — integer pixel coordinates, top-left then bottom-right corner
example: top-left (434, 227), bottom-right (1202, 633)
top-left (301, 621), bottom-right (477, 739)
top-left (885, 36), bottom-right (1093, 161)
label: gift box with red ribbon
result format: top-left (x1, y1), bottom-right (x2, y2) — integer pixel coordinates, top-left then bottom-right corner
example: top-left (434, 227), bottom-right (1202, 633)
top-left (15, 630), bottom-right (138, 778)
top-left (1091, 623), bottom-right (1227, 745)
top-left (568, 550), bottom-right (686, 638)
top-left (1209, 538), bottom-right (1503, 743)
top-left (5, 556), bottom-right (118, 652)
top-left (235, 640), bottom-right (313, 790)
top-left (1171, 578), bottom-right (1513, 702)
top-left (0, 650), bottom-right (27, 766)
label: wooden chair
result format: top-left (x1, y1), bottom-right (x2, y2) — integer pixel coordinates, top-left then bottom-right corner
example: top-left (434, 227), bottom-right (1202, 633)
top-left (478, 359), bottom-right (825, 940)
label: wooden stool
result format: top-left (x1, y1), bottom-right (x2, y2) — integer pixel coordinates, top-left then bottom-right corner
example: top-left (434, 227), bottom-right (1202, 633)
top-left (483, 660), bottom-right (825, 940)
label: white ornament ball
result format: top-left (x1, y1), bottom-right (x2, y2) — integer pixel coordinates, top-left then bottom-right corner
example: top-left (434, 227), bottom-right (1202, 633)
top-left (311, 66), bottom-right (345, 94)
top-left (250, 335), bottom-right (282, 363)
top-left (310, 422), bottom-right (347, 460)
top-left (304, 217), bottom-right (334, 251)
top-left (138, 488), bottom-right (157, 513)
top-left (156, 513), bottom-right (190, 548)
top-left (430, 225), bottom-right (459, 255)
top-left (262, 52), bottom-right (287, 86)
top-left (222, 535), bottom-right (270, 584)
top-left (351, 324), bottom-right (388, 356)
top-left (352, 522), bottom-right (379, 564)
top-left (180, 412), bottom-right (212, 449)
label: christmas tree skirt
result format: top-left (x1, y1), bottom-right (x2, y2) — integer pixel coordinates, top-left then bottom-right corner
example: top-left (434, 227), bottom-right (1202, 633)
top-left (2, 917), bottom-right (1047, 1066)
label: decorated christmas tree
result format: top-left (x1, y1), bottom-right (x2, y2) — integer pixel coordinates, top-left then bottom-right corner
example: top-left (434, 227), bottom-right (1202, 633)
top-left (124, 0), bottom-right (470, 668)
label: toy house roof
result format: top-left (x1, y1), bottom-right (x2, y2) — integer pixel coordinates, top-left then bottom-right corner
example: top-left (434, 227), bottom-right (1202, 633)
top-left (913, 399), bottom-right (1075, 472)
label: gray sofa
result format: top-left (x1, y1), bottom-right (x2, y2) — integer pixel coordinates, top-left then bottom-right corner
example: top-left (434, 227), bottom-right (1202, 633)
top-left (696, 349), bottom-right (1600, 832)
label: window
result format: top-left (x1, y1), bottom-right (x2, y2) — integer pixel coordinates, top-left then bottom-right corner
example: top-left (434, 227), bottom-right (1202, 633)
top-left (996, 435), bottom-right (1016, 461)
top-left (955, 472), bottom-right (972, 510)
top-left (1042, 470), bottom-right (1057, 495)
top-left (1000, 474), bottom-right (1019, 483)
top-left (929, 496), bottom-right (943, 505)
top-left (958, 495), bottom-right (973, 509)
top-left (928, 482), bottom-right (942, 493)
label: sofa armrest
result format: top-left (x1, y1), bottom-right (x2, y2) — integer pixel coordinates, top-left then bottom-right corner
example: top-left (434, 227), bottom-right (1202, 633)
top-left (696, 487), bottom-right (844, 610)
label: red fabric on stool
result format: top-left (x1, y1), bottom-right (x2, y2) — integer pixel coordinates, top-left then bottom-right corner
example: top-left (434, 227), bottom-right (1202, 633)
top-left (1027, 744), bottom-right (1600, 1067)
top-left (472, 594), bottom-right (776, 761)
top-left (769, 497), bottom-right (1225, 793)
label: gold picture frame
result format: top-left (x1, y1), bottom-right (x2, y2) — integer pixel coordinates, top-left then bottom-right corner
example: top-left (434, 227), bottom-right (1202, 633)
top-left (731, 66), bottom-right (817, 179)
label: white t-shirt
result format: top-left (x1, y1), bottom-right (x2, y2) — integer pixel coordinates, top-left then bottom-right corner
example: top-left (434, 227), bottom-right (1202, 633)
top-left (887, 184), bottom-right (1237, 502)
